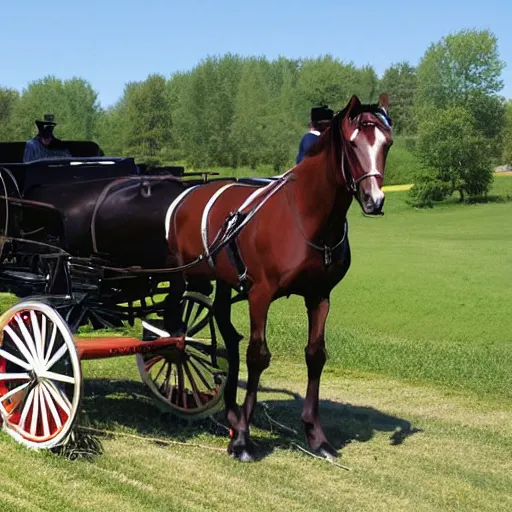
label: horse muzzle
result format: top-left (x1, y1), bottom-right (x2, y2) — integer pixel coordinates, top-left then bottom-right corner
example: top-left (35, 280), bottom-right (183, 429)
top-left (360, 192), bottom-right (385, 216)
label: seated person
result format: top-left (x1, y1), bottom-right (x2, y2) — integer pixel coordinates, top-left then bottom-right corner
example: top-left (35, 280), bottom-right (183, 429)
top-left (23, 114), bottom-right (72, 163)
top-left (296, 105), bottom-right (334, 164)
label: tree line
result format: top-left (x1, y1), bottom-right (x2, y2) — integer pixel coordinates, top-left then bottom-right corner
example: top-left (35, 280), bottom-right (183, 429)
top-left (1, 28), bottom-right (511, 207)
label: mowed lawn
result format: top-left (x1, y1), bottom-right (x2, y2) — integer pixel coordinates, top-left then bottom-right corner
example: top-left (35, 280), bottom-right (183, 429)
top-left (1, 176), bottom-right (512, 512)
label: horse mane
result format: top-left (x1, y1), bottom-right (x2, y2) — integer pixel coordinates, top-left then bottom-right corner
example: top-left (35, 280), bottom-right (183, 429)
top-left (305, 100), bottom-right (392, 182)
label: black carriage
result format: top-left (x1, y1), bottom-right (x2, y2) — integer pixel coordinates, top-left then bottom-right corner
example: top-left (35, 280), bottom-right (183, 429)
top-left (0, 141), bottom-right (230, 449)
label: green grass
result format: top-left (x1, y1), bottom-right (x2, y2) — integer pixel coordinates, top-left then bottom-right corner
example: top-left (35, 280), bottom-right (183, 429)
top-left (1, 176), bottom-right (512, 511)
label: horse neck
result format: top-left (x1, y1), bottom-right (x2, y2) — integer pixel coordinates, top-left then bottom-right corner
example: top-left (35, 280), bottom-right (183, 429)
top-left (291, 154), bottom-right (351, 240)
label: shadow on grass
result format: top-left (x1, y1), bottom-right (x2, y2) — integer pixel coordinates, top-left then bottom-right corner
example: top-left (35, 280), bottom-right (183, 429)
top-left (62, 378), bottom-right (421, 462)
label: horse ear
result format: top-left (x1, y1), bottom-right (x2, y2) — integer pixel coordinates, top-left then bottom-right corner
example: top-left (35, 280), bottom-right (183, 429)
top-left (378, 93), bottom-right (389, 113)
top-left (346, 95), bottom-right (361, 116)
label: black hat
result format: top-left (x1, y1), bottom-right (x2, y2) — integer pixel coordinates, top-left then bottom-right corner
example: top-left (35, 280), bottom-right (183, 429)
top-left (35, 113), bottom-right (57, 130)
top-left (311, 106), bottom-right (334, 123)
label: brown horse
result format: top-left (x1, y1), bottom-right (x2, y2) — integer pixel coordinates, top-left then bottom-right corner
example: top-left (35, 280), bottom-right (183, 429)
top-left (166, 94), bottom-right (393, 461)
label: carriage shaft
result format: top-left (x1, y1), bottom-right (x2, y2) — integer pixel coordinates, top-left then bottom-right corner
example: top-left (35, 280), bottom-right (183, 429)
top-left (75, 336), bottom-right (185, 360)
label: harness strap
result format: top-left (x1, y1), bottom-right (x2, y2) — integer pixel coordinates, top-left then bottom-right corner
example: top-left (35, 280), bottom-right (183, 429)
top-left (283, 184), bottom-right (348, 267)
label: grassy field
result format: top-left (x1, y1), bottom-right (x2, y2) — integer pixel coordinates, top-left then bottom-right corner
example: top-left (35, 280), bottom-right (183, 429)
top-left (1, 176), bottom-right (512, 511)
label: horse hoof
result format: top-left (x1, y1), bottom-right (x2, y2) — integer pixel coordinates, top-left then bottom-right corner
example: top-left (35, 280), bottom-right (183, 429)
top-left (237, 450), bottom-right (255, 463)
top-left (317, 442), bottom-right (340, 460)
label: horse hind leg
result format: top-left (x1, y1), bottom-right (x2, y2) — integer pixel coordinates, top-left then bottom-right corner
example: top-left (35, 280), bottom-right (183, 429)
top-left (163, 272), bottom-right (187, 336)
top-left (213, 280), bottom-right (244, 345)
top-left (301, 295), bottom-right (339, 459)
top-left (213, 281), bottom-right (243, 446)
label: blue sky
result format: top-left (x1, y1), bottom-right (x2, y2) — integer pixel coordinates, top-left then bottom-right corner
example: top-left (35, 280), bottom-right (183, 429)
top-left (1, 0), bottom-right (510, 107)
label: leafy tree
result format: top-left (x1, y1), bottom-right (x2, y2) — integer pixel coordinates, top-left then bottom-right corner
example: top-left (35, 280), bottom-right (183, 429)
top-left (10, 76), bottom-right (100, 141)
top-left (0, 88), bottom-right (20, 141)
top-left (502, 100), bottom-right (512, 165)
top-left (118, 74), bottom-right (172, 165)
top-left (296, 56), bottom-right (360, 115)
top-left (230, 58), bottom-right (272, 168)
top-left (410, 106), bottom-right (493, 206)
top-left (172, 55), bottom-right (244, 168)
top-left (379, 62), bottom-right (417, 134)
top-left (96, 106), bottom-right (125, 156)
top-left (415, 29), bottom-right (505, 142)
top-left (411, 29), bottom-right (505, 206)
top-left (355, 65), bottom-right (380, 104)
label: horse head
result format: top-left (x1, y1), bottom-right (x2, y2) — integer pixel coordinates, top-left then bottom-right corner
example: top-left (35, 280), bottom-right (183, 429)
top-left (339, 93), bottom-right (393, 215)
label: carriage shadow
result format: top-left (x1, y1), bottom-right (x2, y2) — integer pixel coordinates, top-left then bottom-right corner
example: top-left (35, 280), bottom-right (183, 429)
top-left (69, 378), bottom-right (421, 461)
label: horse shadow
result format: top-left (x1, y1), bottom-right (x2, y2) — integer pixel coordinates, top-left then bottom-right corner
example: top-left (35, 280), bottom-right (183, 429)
top-left (61, 377), bottom-right (422, 461)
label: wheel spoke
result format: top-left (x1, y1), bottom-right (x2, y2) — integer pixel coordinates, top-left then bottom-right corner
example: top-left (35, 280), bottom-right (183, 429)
top-left (160, 363), bottom-right (172, 399)
top-left (190, 304), bottom-right (205, 330)
top-left (183, 301), bottom-right (194, 327)
top-left (39, 386), bottom-right (50, 438)
top-left (144, 355), bottom-right (164, 373)
top-left (41, 371), bottom-right (75, 385)
top-left (42, 380), bottom-right (71, 417)
top-left (45, 343), bottom-right (68, 372)
top-left (19, 388), bottom-right (35, 430)
top-left (14, 314), bottom-right (39, 367)
top-left (40, 315), bottom-right (47, 363)
top-left (189, 351), bottom-right (217, 374)
top-left (30, 386), bottom-right (40, 436)
top-left (0, 372), bottom-right (31, 381)
top-left (177, 363), bottom-right (186, 409)
top-left (186, 338), bottom-right (213, 358)
top-left (40, 382), bottom-right (62, 429)
top-left (44, 323), bottom-right (58, 366)
top-left (188, 358), bottom-right (214, 389)
top-left (4, 326), bottom-right (36, 369)
top-left (30, 311), bottom-right (44, 363)
top-left (0, 381), bottom-right (31, 404)
top-left (153, 359), bottom-right (167, 384)
top-left (183, 360), bottom-right (202, 408)
top-left (0, 348), bottom-right (32, 371)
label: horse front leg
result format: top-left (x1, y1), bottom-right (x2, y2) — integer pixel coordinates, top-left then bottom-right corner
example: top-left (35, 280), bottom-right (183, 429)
top-left (228, 284), bottom-right (272, 462)
top-left (302, 295), bottom-right (339, 459)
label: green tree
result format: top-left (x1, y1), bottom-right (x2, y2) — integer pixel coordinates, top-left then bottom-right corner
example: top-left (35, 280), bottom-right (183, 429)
top-left (11, 76), bottom-right (100, 141)
top-left (416, 29), bottom-right (505, 143)
top-left (502, 100), bottom-right (512, 165)
top-left (410, 106), bottom-right (493, 206)
top-left (379, 62), bottom-right (417, 134)
top-left (96, 106), bottom-right (125, 157)
top-left (118, 74), bottom-right (172, 165)
top-left (0, 88), bottom-right (20, 141)
top-left (412, 29), bottom-right (505, 206)
top-left (172, 54), bottom-right (243, 167)
top-left (230, 58), bottom-right (272, 168)
top-left (296, 55), bottom-right (360, 115)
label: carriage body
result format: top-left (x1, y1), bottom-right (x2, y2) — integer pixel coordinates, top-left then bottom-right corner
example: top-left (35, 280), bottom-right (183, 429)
top-left (0, 141), bottom-right (229, 449)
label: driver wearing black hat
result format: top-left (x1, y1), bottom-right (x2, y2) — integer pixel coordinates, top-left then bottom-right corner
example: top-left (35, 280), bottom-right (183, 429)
top-left (296, 105), bottom-right (334, 164)
top-left (23, 114), bottom-right (71, 163)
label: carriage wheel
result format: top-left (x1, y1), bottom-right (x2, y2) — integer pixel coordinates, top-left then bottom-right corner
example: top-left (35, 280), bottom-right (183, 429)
top-left (0, 301), bottom-right (82, 449)
top-left (136, 292), bottom-right (228, 420)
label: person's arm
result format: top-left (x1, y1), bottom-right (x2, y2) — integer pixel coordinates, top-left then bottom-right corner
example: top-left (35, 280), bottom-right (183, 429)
top-left (23, 140), bottom-right (36, 163)
top-left (296, 135), bottom-right (305, 164)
